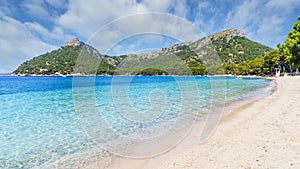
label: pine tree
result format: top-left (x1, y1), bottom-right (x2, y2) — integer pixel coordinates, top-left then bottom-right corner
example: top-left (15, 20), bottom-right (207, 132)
top-left (279, 16), bottom-right (300, 71)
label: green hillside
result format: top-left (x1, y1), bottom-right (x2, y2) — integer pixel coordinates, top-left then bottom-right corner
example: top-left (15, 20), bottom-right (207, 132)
top-left (13, 39), bottom-right (124, 75)
top-left (136, 29), bottom-right (272, 75)
top-left (13, 30), bottom-right (272, 76)
top-left (211, 35), bottom-right (272, 64)
top-left (14, 46), bottom-right (81, 75)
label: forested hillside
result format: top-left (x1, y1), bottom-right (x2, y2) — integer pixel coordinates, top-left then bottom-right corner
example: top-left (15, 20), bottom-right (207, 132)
top-left (13, 30), bottom-right (273, 76)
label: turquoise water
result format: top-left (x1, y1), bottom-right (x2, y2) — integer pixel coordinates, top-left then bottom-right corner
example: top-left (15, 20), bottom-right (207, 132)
top-left (0, 76), bottom-right (271, 168)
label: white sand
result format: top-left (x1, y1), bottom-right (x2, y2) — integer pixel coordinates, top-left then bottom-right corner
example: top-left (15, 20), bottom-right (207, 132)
top-left (98, 76), bottom-right (300, 169)
top-left (53, 76), bottom-right (299, 169)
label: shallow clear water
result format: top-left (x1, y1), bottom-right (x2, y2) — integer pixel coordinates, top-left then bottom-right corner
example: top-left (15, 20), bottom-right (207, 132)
top-left (0, 76), bottom-right (271, 168)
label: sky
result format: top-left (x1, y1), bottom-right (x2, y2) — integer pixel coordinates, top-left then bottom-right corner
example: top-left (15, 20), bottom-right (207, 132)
top-left (0, 0), bottom-right (299, 73)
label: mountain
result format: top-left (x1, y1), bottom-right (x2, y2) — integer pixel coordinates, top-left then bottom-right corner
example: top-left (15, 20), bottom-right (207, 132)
top-left (13, 30), bottom-right (272, 76)
top-left (208, 30), bottom-right (272, 64)
top-left (111, 29), bottom-right (272, 75)
top-left (13, 38), bottom-right (124, 75)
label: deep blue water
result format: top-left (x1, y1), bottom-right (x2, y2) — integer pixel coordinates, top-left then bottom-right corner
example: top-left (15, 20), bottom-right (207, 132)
top-left (0, 76), bottom-right (271, 168)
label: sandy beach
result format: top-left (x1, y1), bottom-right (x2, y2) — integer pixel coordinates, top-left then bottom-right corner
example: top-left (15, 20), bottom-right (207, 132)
top-left (45, 76), bottom-right (299, 169)
top-left (82, 76), bottom-right (299, 169)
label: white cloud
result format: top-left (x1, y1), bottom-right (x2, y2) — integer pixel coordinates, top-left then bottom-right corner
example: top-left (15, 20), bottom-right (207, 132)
top-left (257, 15), bottom-right (284, 35)
top-left (192, 2), bottom-right (217, 35)
top-left (0, 16), bottom-right (57, 73)
top-left (20, 0), bottom-right (68, 20)
top-left (266, 0), bottom-right (300, 10)
top-left (24, 22), bottom-right (73, 43)
top-left (0, 0), bottom-right (12, 16)
top-left (142, 0), bottom-right (172, 12)
top-left (56, 0), bottom-right (147, 38)
top-left (225, 0), bottom-right (300, 48)
top-left (56, 0), bottom-right (193, 39)
top-left (225, 0), bottom-right (260, 31)
top-left (193, 2), bottom-right (209, 26)
top-left (87, 13), bottom-right (204, 54)
top-left (0, 0), bottom-right (74, 73)
top-left (44, 0), bottom-right (68, 9)
top-left (21, 0), bottom-right (52, 20)
top-left (55, 0), bottom-right (200, 55)
top-left (108, 34), bottom-right (178, 55)
top-left (173, 1), bottom-right (189, 18)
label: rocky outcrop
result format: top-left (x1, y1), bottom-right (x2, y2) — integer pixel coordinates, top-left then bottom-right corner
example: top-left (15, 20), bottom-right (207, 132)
top-left (65, 38), bottom-right (83, 47)
top-left (209, 29), bottom-right (247, 41)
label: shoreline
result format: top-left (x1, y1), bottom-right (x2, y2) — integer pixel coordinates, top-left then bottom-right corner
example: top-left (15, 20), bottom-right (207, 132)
top-left (7, 73), bottom-right (298, 81)
top-left (5, 74), bottom-right (273, 78)
top-left (38, 76), bottom-right (277, 168)
top-left (110, 76), bottom-right (298, 169)
top-left (68, 76), bottom-right (299, 169)
top-left (100, 78), bottom-right (279, 169)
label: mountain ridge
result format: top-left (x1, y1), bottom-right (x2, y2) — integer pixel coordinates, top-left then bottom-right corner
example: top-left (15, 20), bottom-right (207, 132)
top-left (13, 29), bottom-right (272, 76)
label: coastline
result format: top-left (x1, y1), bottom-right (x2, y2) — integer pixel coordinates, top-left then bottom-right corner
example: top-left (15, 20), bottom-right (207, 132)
top-left (7, 73), bottom-right (271, 78)
top-left (1, 75), bottom-right (283, 168)
top-left (35, 76), bottom-right (277, 168)
top-left (64, 76), bottom-right (299, 169)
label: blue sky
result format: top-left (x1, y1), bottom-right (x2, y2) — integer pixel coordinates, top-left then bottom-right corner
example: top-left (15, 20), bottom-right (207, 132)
top-left (0, 0), bottom-right (299, 73)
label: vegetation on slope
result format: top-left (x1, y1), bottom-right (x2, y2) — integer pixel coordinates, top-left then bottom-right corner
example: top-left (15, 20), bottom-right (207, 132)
top-left (14, 46), bottom-right (81, 75)
top-left (13, 40), bottom-right (125, 75)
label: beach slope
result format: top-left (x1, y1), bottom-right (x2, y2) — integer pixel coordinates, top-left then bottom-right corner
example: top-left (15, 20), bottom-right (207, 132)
top-left (148, 76), bottom-right (300, 169)
top-left (101, 76), bottom-right (300, 169)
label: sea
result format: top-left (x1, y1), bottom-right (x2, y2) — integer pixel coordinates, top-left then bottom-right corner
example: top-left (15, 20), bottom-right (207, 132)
top-left (0, 76), bottom-right (272, 168)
